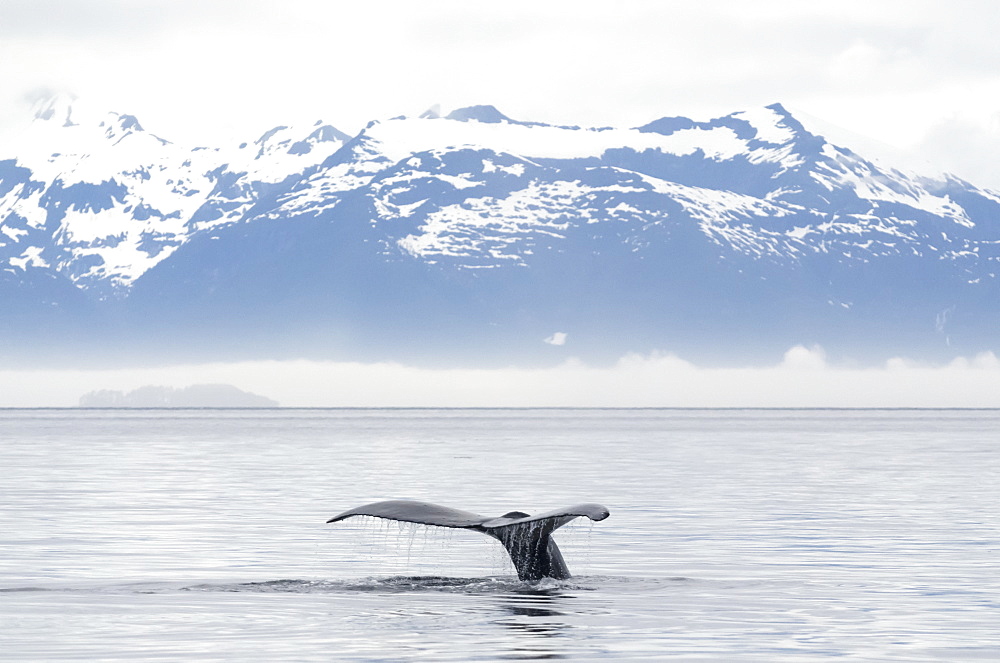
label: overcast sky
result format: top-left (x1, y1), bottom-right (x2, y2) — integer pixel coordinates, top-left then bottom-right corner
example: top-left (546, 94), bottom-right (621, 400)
top-left (2, 0), bottom-right (999, 186)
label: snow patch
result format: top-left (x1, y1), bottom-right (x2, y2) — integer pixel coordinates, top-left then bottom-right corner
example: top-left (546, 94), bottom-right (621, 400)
top-left (9, 245), bottom-right (48, 270)
top-left (733, 106), bottom-right (797, 144)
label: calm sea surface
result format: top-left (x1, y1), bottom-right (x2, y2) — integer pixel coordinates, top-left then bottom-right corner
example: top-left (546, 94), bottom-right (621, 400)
top-left (1, 408), bottom-right (998, 661)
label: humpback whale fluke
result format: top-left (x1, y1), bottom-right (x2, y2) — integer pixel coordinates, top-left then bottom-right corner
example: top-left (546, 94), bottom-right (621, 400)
top-left (326, 500), bottom-right (610, 581)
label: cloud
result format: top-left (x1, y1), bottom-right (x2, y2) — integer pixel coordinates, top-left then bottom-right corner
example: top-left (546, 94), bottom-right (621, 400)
top-left (780, 345), bottom-right (828, 370)
top-left (544, 332), bottom-right (568, 347)
top-left (2, 0), bottom-right (1000, 166)
top-left (916, 112), bottom-right (1000, 190)
top-left (3, 347), bottom-right (1000, 408)
top-left (0, 0), bottom-right (261, 40)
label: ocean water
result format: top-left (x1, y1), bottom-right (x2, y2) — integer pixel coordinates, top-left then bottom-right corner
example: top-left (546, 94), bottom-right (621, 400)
top-left (1, 408), bottom-right (998, 661)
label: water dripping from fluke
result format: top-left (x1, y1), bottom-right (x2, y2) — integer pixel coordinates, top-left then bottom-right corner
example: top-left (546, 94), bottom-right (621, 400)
top-left (326, 500), bottom-right (610, 581)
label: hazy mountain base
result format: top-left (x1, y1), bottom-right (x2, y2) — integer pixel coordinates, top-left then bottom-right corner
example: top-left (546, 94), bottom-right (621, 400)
top-left (6, 211), bottom-right (993, 370)
top-left (2, 258), bottom-right (993, 370)
top-left (116, 209), bottom-right (996, 367)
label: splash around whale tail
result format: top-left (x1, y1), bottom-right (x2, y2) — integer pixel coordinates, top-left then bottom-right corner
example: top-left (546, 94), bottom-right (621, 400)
top-left (326, 500), bottom-right (610, 581)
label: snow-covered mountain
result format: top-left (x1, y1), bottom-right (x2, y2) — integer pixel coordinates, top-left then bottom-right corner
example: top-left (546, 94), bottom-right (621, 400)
top-left (1, 95), bottom-right (348, 297)
top-left (2, 97), bottom-right (999, 365)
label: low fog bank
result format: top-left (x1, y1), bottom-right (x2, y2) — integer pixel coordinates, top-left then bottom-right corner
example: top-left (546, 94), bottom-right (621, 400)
top-left (3, 345), bottom-right (1000, 408)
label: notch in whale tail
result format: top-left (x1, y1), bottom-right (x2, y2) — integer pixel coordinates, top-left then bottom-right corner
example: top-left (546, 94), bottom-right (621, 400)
top-left (326, 500), bottom-right (609, 581)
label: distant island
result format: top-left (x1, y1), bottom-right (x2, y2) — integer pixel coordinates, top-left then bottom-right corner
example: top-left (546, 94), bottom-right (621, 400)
top-left (79, 384), bottom-right (279, 408)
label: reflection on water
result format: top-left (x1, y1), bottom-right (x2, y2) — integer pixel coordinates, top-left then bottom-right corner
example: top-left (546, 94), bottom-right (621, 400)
top-left (2, 408), bottom-right (1000, 661)
top-left (500, 590), bottom-right (567, 619)
top-left (495, 591), bottom-right (571, 661)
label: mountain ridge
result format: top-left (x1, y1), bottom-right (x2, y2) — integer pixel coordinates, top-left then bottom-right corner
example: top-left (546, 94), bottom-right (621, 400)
top-left (2, 98), bottom-right (998, 366)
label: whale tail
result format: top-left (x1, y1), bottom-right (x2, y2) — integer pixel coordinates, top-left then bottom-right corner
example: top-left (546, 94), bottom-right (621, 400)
top-left (326, 500), bottom-right (609, 581)
top-left (481, 517), bottom-right (573, 580)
